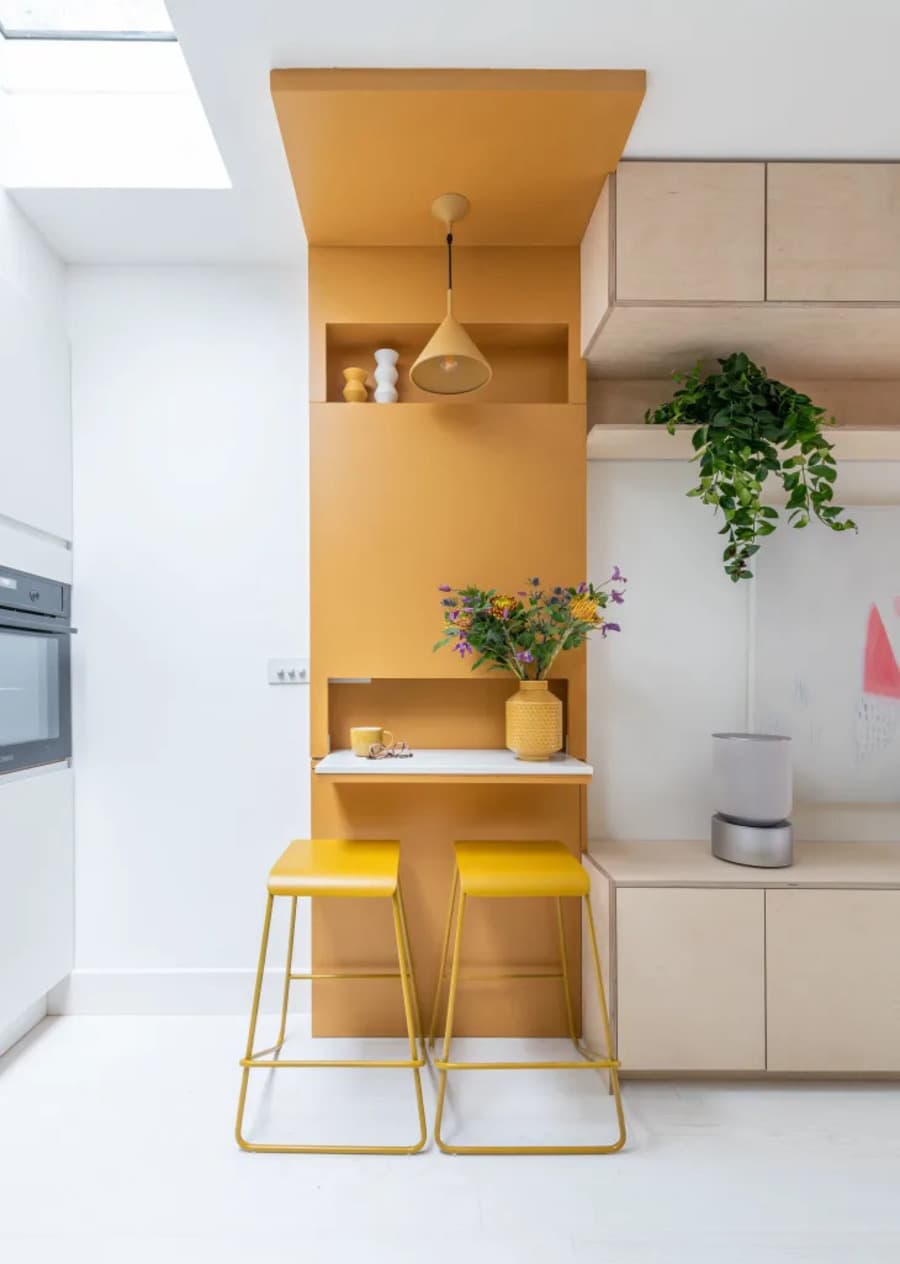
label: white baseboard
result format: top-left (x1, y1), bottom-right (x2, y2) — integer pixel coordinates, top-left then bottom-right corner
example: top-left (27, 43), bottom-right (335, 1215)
top-left (47, 969), bottom-right (312, 1017)
top-left (0, 996), bottom-right (48, 1056)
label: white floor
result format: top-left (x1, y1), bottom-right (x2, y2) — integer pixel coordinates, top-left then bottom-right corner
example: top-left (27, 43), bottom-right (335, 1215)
top-left (1, 1017), bottom-right (899, 1263)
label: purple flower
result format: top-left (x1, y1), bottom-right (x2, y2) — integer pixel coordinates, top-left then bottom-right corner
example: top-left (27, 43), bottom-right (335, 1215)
top-left (530, 577), bottom-right (540, 586)
top-left (553, 587), bottom-right (563, 596)
top-left (577, 582), bottom-right (588, 594)
top-left (453, 637), bottom-right (474, 658)
top-left (611, 566), bottom-right (627, 583)
top-left (438, 584), bottom-right (452, 592)
top-left (515, 649), bottom-right (534, 663)
top-left (610, 589), bottom-right (625, 605)
top-left (441, 598), bottom-right (456, 607)
top-left (600, 621), bottom-right (621, 638)
top-left (517, 591), bottom-right (527, 597)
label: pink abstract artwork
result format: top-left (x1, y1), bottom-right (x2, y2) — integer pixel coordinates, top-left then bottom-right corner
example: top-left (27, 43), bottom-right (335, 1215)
top-left (756, 509), bottom-right (900, 802)
top-left (864, 604), bottom-right (900, 700)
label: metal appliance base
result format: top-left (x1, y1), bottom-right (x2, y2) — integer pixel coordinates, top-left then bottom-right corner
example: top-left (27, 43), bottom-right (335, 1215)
top-left (711, 814), bottom-right (794, 869)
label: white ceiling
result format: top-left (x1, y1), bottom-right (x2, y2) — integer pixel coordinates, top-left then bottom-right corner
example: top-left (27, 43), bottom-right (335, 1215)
top-left (11, 0), bottom-right (900, 264)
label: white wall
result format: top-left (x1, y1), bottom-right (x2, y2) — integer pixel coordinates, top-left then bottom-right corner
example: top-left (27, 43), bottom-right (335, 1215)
top-left (588, 458), bottom-right (900, 844)
top-left (59, 266), bottom-right (310, 1013)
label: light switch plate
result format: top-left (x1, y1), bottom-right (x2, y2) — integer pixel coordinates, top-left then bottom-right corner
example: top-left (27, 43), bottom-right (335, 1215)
top-left (267, 658), bottom-right (309, 685)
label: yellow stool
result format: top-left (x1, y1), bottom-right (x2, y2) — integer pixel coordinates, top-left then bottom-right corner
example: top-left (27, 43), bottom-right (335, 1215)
top-left (429, 839), bottom-right (626, 1155)
top-left (235, 838), bottom-right (427, 1154)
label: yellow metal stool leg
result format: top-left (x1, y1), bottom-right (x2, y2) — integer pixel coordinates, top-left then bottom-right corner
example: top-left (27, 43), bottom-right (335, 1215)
top-left (428, 869), bottom-right (459, 1049)
top-left (275, 895), bottom-right (297, 1050)
top-left (584, 895), bottom-right (626, 1151)
top-left (556, 896), bottom-right (580, 1049)
top-left (235, 893), bottom-right (274, 1151)
top-left (392, 892), bottom-right (428, 1153)
top-left (433, 891), bottom-right (466, 1153)
top-left (397, 884), bottom-right (426, 1061)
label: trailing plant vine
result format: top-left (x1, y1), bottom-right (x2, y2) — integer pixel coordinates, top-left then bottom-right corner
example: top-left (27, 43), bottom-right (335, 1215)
top-left (645, 352), bottom-right (857, 581)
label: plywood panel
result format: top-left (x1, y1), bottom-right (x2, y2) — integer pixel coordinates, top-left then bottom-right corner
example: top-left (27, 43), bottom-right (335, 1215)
top-left (616, 887), bottom-right (765, 1071)
top-left (767, 889), bottom-right (900, 1071)
top-left (580, 179), bottom-right (612, 354)
top-left (586, 303), bottom-right (900, 380)
top-left (328, 678), bottom-right (568, 754)
top-left (272, 68), bottom-right (645, 246)
top-left (588, 840), bottom-right (900, 889)
top-left (310, 246), bottom-right (585, 405)
top-left (310, 403), bottom-right (587, 757)
top-left (615, 163), bottom-right (765, 302)
top-left (311, 781), bottom-right (582, 1037)
top-left (768, 163), bottom-right (900, 301)
top-left (589, 378), bottom-right (900, 430)
top-left (582, 857), bottom-right (615, 1079)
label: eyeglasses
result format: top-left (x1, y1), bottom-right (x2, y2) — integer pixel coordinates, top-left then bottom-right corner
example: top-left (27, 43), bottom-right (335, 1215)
top-left (367, 740), bottom-right (413, 760)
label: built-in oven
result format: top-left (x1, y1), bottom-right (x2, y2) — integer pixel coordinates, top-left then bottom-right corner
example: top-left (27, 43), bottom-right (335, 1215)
top-left (0, 564), bottom-right (73, 775)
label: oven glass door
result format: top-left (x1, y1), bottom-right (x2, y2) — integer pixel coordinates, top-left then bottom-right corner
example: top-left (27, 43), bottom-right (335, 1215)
top-left (0, 622), bottom-right (71, 773)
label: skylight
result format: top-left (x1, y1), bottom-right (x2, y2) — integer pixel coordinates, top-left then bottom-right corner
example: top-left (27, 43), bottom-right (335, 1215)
top-left (0, 1), bottom-right (174, 40)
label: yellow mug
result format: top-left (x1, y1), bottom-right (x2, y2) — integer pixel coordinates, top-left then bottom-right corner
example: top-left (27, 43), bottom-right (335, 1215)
top-left (350, 726), bottom-right (394, 758)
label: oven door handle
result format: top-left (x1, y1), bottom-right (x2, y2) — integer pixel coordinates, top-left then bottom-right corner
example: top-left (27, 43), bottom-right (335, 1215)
top-left (0, 615), bottom-right (76, 635)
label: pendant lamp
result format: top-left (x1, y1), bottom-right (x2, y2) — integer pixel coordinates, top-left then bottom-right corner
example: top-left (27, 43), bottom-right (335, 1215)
top-left (410, 193), bottom-right (492, 396)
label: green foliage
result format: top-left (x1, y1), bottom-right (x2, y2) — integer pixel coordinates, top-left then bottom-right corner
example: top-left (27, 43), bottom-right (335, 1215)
top-left (645, 352), bottom-right (857, 581)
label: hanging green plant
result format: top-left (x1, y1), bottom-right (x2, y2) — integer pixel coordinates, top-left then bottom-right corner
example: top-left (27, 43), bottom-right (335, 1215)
top-left (645, 352), bottom-right (857, 582)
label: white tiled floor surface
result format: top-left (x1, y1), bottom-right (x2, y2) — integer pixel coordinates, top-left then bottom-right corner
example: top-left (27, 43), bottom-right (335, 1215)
top-left (1, 1017), bottom-right (900, 1263)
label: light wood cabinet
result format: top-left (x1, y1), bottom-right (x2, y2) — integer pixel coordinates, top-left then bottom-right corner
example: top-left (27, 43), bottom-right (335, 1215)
top-left (585, 841), bottom-right (900, 1078)
top-left (615, 162), bottom-right (765, 303)
top-left (767, 163), bottom-right (900, 301)
top-left (616, 887), bottom-right (765, 1071)
top-left (766, 889), bottom-right (900, 1072)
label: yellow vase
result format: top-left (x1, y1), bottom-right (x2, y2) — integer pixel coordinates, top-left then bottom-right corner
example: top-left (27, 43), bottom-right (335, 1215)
top-left (342, 367), bottom-right (368, 403)
top-left (505, 680), bottom-right (563, 761)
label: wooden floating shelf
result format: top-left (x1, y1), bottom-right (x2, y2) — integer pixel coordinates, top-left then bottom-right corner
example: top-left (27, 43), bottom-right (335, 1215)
top-left (314, 748), bottom-right (593, 785)
top-left (587, 424), bottom-right (900, 462)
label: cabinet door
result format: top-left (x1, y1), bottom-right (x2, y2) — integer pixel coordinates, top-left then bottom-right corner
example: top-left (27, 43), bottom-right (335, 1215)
top-left (767, 163), bottom-right (900, 300)
top-left (616, 887), bottom-right (765, 1071)
top-left (766, 889), bottom-right (900, 1072)
top-left (0, 767), bottom-right (74, 1029)
top-left (615, 162), bottom-right (765, 301)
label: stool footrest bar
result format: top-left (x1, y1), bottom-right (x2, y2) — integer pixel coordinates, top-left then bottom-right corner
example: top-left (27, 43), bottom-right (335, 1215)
top-left (243, 1056), bottom-right (425, 1070)
top-left (434, 1058), bottom-right (620, 1071)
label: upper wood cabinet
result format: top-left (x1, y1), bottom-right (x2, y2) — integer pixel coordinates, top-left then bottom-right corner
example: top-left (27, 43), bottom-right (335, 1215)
top-left (768, 163), bottom-right (900, 301)
top-left (615, 162), bottom-right (766, 303)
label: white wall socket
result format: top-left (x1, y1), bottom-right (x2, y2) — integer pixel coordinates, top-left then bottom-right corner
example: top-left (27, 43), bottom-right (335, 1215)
top-left (267, 658), bottom-right (309, 685)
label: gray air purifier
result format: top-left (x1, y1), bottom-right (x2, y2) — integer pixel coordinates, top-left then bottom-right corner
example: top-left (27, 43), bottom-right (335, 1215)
top-left (711, 733), bottom-right (794, 868)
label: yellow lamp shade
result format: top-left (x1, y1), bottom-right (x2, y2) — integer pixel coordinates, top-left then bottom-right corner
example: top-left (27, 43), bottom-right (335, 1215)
top-left (410, 291), bottom-right (492, 396)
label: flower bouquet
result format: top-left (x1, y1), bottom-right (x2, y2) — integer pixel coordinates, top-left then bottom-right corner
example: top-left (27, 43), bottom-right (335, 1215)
top-left (434, 573), bottom-right (626, 760)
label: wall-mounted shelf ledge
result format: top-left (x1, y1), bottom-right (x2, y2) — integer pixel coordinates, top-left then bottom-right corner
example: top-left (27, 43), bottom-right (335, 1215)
top-left (587, 424), bottom-right (900, 463)
top-left (314, 748), bottom-right (592, 784)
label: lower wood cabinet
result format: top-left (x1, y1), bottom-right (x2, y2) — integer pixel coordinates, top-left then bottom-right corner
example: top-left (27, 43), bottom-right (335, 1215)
top-left (616, 888), bottom-right (765, 1071)
top-left (585, 841), bottom-right (900, 1078)
top-left (766, 889), bottom-right (900, 1073)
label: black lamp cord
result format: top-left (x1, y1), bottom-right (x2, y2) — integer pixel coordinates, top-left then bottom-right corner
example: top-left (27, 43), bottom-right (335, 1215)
top-left (446, 231), bottom-right (454, 292)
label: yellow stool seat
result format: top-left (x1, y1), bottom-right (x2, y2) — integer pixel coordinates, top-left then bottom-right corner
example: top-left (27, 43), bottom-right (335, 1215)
top-left (454, 839), bottom-right (589, 899)
top-left (268, 838), bottom-right (400, 899)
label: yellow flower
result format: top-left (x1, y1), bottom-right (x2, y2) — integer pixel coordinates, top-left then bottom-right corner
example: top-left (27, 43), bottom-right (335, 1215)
top-left (490, 595), bottom-right (518, 621)
top-left (454, 610), bottom-right (473, 632)
top-left (570, 595), bottom-right (602, 624)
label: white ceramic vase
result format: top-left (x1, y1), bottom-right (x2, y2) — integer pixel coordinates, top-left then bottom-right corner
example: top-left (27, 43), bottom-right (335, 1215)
top-left (373, 348), bottom-right (399, 404)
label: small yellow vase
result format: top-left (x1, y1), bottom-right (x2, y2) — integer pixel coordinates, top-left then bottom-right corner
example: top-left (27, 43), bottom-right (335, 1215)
top-left (505, 680), bottom-right (563, 761)
top-left (342, 367), bottom-right (368, 403)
